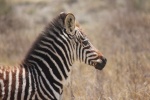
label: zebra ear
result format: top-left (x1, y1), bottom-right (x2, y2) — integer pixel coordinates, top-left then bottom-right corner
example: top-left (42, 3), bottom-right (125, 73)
top-left (65, 13), bottom-right (75, 34)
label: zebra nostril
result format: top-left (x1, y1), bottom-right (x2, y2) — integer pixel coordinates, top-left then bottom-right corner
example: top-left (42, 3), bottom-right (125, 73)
top-left (101, 56), bottom-right (107, 63)
top-left (103, 58), bottom-right (107, 63)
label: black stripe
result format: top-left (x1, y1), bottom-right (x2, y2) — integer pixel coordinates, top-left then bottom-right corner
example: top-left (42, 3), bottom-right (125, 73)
top-left (31, 62), bottom-right (57, 100)
top-left (78, 45), bottom-right (82, 61)
top-left (59, 31), bottom-right (73, 64)
top-left (3, 71), bottom-right (9, 100)
top-left (82, 47), bottom-right (84, 62)
top-left (35, 94), bottom-right (38, 100)
top-left (79, 46), bottom-right (83, 62)
top-left (75, 43), bottom-right (78, 60)
top-left (24, 65), bottom-right (30, 100)
top-left (34, 56), bottom-right (62, 93)
top-left (40, 40), bottom-right (56, 53)
top-left (39, 77), bottom-right (54, 99)
top-left (17, 67), bottom-right (23, 100)
top-left (28, 65), bottom-right (36, 99)
top-left (30, 56), bottom-right (62, 93)
top-left (39, 38), bottom-right (68, 78)
top-left (33, 48), bottom-right (64, 80)
top-left (10, 70), bottom-right (16, 100)
top-left (47, 30), bottom-right (71, 70)
top-left (0, 72), bottom-right (2, 98)
top-left (31, 66), bottom-right (45, 99)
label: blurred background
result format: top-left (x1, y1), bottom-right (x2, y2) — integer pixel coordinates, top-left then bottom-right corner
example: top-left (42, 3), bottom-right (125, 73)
top-left (0, 0), bottom-right (150, 99)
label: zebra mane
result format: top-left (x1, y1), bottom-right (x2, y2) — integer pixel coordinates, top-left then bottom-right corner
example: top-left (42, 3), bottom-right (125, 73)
top-left (22, 13), bottom-right (67, 64)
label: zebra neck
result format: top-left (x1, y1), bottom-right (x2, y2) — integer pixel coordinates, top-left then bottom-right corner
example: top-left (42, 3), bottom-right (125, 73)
top-left (21, 25), bottom-right (76, 98)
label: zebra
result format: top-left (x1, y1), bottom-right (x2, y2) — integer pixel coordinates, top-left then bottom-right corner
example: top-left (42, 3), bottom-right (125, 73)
top-left (0, 12), bottom-right (107, 100)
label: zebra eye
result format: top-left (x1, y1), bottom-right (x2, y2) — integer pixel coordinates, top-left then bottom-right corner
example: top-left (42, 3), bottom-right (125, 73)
top-left (82, 39), bottom-right (89, 46)
top-left (63, 28), bottom-right (67, 33)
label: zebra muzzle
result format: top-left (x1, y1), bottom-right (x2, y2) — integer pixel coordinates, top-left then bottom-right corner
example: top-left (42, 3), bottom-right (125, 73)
top-left (95, 56), bottom-right (107, 70)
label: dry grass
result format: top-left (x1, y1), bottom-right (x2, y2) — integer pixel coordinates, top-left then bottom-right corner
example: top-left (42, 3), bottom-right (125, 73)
top-left (63, 10), bottom-right (150, 99)
top-left (0, 0), bottom-right (150, 99)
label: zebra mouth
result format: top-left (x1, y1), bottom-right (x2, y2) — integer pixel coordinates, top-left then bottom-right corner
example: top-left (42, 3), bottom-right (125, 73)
top-left (94, 57), bottom-right (107, 70)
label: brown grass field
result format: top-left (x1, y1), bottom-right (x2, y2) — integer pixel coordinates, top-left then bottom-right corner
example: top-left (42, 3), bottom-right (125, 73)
top-left (0, 0), bottom-right (150, 99)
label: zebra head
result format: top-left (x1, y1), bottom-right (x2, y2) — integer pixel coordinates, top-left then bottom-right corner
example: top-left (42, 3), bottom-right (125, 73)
top-left (62, 12), bottom-right (107, 70)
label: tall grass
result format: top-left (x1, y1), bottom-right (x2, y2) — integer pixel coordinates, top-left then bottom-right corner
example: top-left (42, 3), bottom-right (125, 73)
top-left (0, 0), bottom-right (12, 15)
top-left (0, 0), bottom-right (150, 99)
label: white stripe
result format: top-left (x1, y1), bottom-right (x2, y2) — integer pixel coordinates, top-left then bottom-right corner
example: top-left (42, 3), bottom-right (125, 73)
top-left (44, 37), bottom-right (70, 71)
top-left (33, 68), bottom-right (50, 99)
top-left (40, 42), bottom-right (71, 76)
top-left (49, 33), bottom-right (72, 64)
top-left (50, 32), bottom-right (71, 61)
top-left (7, 71), bottom-right (12, 100)
top-left (29, 57), bottom-right (58, 86)
top-left (14, 68), bottom-right (19, 100)
top-left (36, 93), bottom-right (42, 100)
top-left (0, 69), bottom-right (2, 73)
top-left (26, 67), bottom-right (32, 100)
top-left (77, 44), bottom-right (80, 60)
top-left (83, 48), bottom-right (96, 63)
top-left (39, 77), bottom-right (54, 99)
top-left (31, 93), bottom-right (36, 100)
top-left (86, 51), bottom-right (97, 57)
top-left (83, 49), bottom-right (86, 62)
top-left (29, 58), bottom-right (62, 83)
top-left (80, 47), bottom-right (83, 62)
top-left (34, 50), bottom-right (65, 81)
top-left (74, 46), bottom-right (77, 60)
top-left (21, 68), bottom-right (26, 100)
top-left (1, 71), bottom-right (6, 99)
top-left (41, 41), bottom-right (57, 53)
top-left (53, 83), bottom-right (62, 94)
top-left (29, 64), bottom-right (37, 100)
top-left (61, 32), bottom-right (74, 63)
top-left (30, 52), bottom-right (62, 84)
top-left (0, 79), bottom-right (5, 99)
top-left (86, 51), bottom-right (98, 63)
top-left (43, 37), bottom-right (74, 59)
top-left (29, 57), bottom-right (60, 99)
top-left (3, 71), bottom-right (6, 80)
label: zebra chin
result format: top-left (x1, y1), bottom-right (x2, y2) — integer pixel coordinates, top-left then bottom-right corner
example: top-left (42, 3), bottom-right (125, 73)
top-left (95, 56), bottom-right (107, 70)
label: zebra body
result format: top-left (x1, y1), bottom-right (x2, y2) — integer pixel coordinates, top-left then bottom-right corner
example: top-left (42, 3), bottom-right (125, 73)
top-left (0, 12), bottom-right (107, 100)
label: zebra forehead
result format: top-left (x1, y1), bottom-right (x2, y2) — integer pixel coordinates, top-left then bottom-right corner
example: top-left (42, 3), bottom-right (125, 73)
top-left (75, 27), bottom-right (86, 36)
